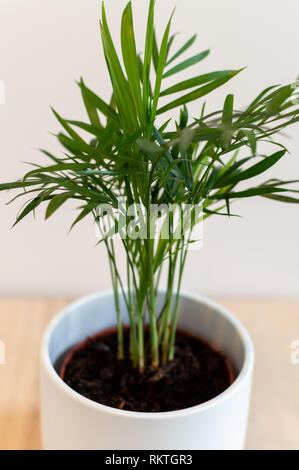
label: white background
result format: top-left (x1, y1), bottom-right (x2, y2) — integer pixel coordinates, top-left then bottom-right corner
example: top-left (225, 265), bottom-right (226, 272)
top-left (0, 0), bottom-right (298, 297)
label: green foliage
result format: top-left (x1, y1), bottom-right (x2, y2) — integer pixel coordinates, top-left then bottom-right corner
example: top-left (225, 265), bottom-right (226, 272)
top-left (1, 0), bottom-right (299, 371)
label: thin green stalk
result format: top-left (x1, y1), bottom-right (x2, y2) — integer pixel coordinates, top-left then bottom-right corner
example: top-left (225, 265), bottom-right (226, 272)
top-left (168, 238), bottom-right (188, 361)
top-left (108, 240), bottom-right (124, 360)
top-left (154, 261), bottom-right (163, 297)
top-left (161, 242), bottom-right (180, 364)
top-left (126, 236), bottom-right (145, 372)
top-left (158, 232), bottom-right (174, 344)
top-left (105, 240), bottom-right (129, 308)
top-left (126, 238), bottom-right (134, 362)
top-left (137, 314), bottom-right (145, 372)
top-left (105, 238), bottom-right (138, 366)
top-left (146, 198), bottom-right (159, 368)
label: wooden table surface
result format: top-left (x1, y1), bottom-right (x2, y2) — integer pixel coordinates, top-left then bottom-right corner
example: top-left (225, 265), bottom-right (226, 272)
top-left (0, 298), bottom-right (298, 450)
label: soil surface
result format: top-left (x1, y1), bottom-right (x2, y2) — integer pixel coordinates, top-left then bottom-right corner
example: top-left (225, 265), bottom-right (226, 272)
top-left (60, 328), bottom-right (233, 412)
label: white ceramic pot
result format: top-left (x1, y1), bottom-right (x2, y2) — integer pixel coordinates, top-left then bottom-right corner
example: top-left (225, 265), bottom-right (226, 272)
top-left (40, 290), bottom-right (254, 450)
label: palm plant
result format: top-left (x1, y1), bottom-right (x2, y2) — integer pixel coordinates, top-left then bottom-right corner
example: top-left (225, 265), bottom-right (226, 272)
top-left (1, 0), bottom-right (299, 373)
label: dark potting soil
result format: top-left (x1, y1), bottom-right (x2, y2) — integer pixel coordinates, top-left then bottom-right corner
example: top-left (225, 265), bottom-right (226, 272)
top-left (60, 329), bottom-right (233, 412)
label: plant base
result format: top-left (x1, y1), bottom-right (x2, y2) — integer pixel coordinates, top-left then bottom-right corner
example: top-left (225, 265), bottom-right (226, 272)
top-left (58, 327), bottom-right (234, 413)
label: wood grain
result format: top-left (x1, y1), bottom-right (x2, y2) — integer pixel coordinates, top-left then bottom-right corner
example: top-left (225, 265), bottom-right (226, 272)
top-left (0, 298), bottom-right (298, 450)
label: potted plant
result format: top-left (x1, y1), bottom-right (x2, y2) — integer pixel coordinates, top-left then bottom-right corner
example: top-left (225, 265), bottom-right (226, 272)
top-left (1, 0), bottom-right (299, 450)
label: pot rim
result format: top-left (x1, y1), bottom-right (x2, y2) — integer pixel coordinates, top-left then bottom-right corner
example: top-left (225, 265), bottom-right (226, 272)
top-left (41, 289), bottom-right (254, 420)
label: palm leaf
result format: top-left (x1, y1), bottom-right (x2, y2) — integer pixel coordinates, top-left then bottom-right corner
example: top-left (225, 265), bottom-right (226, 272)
top-left (157, 69), bottom-right (242, 114)
top-left (163, 50), bottom-right (210, 78)
top-left (166, 34), bottom-right (197, 65)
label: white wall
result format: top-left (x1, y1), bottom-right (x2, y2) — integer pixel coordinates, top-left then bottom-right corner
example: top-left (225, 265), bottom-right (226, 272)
top-left (0, 0), bottom-right (298, 297)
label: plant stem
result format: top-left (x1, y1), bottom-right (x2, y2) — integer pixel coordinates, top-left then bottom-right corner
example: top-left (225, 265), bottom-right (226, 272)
top-left (146, 197), bottom-right (159, 368)
top-left (168, 238), bottom-right (188, 361)
top-left (107, 240), bottom-right (124, 360)
top-left (137, 314), bottom-right (145, 373)
top-left (106, 238), bottom-right (139, 366)
top-left (161, 245), bottom-right (180, 364)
